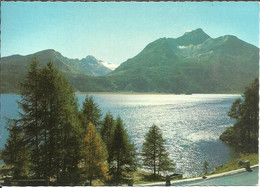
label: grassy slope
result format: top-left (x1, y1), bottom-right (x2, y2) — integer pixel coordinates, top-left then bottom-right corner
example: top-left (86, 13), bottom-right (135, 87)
top-left (209, 153), bottom-right (258, 175)
top-left (133, 170), bottom-right (165, 184)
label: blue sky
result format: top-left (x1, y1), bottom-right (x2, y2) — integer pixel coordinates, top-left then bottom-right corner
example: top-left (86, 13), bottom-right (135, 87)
top-left (1, 2), bottom-right (259, 64)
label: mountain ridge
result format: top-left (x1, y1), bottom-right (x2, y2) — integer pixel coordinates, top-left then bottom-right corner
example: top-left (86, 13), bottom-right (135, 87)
top-left (108, 28), bottom-right (258, 93)
top-left (1, 28), bottom-right (258, 94)
top-left (0, 49), bottom-right (112, 93)
top-left (1, 49), bottom-right (112, 74)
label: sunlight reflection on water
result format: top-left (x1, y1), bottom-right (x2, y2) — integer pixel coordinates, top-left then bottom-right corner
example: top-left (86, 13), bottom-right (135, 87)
top-left (78, 94), bottom-right (240, 177)
top-left (1, 94), bottom-right (240, 177)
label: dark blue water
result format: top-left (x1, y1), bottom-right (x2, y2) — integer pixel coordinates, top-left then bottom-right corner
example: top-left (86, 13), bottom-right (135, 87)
top-left (0, 94), bottom-right (240, 177)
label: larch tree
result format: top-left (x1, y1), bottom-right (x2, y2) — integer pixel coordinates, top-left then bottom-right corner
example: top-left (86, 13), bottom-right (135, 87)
top-left (142, 125), bottom-right (175, 179)
top-left (83, 123), bottom-right (109, 186)
top-left (110, 116), bottom-right (138, 184)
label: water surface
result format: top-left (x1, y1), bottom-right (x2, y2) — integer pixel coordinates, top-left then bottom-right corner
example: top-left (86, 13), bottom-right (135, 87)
top-left (1, 94), bottom-right (240, 177)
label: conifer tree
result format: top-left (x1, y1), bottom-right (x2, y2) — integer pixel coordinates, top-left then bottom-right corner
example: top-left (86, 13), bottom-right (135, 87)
top-left (3, 60), bottom-right (82, 185)
top-left (38, 62), bottom-right (82, 184)
top-left (100, 112), bottom-right (114, 162)
top-left (142, 125), bottom-right (175, 179)
top-left (83, 123), bottom-right (109, 186)
top-left (222, 78), bottom-right (259, 153)
top-left (18, 59), bottom-right (42, 178)
top-left (81, 96), bottom-right (102, 130)
top-left (110, 116), bottom-right (138, 184)
top-left (2, 120), bottom-right (30, 179)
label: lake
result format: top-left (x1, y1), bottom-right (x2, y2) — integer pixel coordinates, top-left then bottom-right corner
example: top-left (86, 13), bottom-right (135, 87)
top-left (0, 93), bottom-right (240, 177)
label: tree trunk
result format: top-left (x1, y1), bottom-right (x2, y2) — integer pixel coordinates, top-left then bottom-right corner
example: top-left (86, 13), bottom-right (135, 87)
top-left (36, 132), bottom-right (40, 178)
top-left (35, 94), bottom-right (40, 178)
top-left (153, 139), bottom-right (156, 179)
top-left (116, 150), bottom-right (121, 185)
top-left (153, 147), bottom-right (156, 178)
top-left (89, 178), bottom-right (92, 186)
top-left (117, 151), bottom-right (120, 173)
top-left (154, 159), bottom-right (156, 178)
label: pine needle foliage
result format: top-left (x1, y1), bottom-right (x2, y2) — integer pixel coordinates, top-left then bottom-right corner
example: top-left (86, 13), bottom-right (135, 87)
top-left (2, 60), bottom-right (82, 185)
top-left (100, 112), bottom-right (115, 163)
top-left (220, 78), bottom-right (259, 153)
top-left (2, 120), bottom-right (31, 179)
top-left (142, 125), bottom-right (175, 179)
top-left (80, 95), bottom-right (102, 131)
top-left (83, 123), bottom-right (109, 186)
top-left (110, 116), bottom-right (138, 184)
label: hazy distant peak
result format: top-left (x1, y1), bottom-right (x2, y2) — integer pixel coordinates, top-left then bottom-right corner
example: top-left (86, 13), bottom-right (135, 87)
top-left (82, 55), bottom-right (98, 61)
top-left (81, 55), bottom-right (100, 65)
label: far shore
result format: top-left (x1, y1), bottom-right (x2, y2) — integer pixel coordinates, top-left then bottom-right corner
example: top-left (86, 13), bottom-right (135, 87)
top-left (75, 92), bottom-right (241, 95)
top-left (0, 92), bottom-right (242, 96)
top-left (75, 91), bottom-right (178, 95)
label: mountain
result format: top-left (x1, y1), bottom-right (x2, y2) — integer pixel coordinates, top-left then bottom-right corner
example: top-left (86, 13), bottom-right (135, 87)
top-left (79, 55), bottom-right (112, 75)
top-left (0, 49), bottom-right (112, 93)
top-left (1, 29), bottom-right (259, 94)
top-left (106, 28), bottom-right (258, 93)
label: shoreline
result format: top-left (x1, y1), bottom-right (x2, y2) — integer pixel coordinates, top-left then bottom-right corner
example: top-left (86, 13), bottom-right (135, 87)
top-left (75, 92), bottom-right (178, 95)
top-left (74, 92), bottom-right (241, 96)
top-left (136, 164), bottom-right (258, 186)
top-left (0, 92), bottom-right (242, 96)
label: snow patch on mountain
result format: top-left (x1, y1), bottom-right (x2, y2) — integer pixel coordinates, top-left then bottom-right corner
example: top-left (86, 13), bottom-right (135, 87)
top-left (99, 60), bottom-right (119, 70)
top-left (178, 46), bottom-right (188, 49)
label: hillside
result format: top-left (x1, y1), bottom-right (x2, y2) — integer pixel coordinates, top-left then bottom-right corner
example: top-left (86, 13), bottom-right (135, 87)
top-left (107, 28), bottom-right (258, 93)
top-left (0, 49), bottom-right (112, 93)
